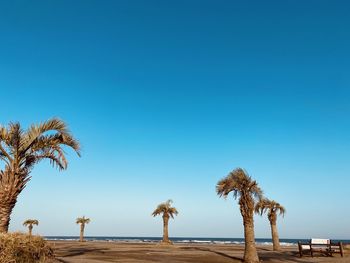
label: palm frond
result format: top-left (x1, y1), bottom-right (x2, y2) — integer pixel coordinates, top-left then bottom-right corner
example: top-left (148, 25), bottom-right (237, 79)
top-left (0, 126), bottom-right (13, 163)
top-left (76, 216), bottom-right (90, 224)
top-left (168, 207), bottom-right (179, 218)
top-left (216, 168), bottom-right (263, 200)
top-left (16, 118), bottom-right (80, 163)
top-left (23, 219), bottom-right (39, 226)
top-left (255, 198), bottom-right (286, 219)
top-left (0, 118), bottom-right (80, 183)
top-left (152, 199), bottom-right (178, 218)
top-left (21, 118), bottom-right (68, 151)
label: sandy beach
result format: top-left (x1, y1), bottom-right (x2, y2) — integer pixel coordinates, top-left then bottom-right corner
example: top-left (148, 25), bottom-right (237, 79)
top-left (49, 241), bottom-right (349, 263)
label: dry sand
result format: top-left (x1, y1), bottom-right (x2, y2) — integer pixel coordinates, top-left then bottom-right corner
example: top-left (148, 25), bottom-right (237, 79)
top-left (49, 241), bottom-right (349, 263)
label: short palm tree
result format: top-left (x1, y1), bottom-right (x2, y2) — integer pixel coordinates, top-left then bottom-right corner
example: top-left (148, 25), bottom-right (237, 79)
top-left (255, 198), bottom-right (285, 251)
top-left (216, 168), bottom-right (263, 263)
top-left (76, 216), bottom-right (90, 242)
top-left (152, 200), bottom-right (178, 244)
top-left (0, 118), bottom-right (80, 233)
top-left (23, 219), bottom-right (39, 236)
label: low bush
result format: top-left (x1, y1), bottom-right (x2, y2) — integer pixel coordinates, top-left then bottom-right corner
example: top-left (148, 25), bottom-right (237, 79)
top-left (0, 232), bottom-right (54, 263)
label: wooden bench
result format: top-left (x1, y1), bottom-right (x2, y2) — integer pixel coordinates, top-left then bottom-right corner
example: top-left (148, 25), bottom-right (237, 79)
top-left (298, 238), bottom-right (344, 257)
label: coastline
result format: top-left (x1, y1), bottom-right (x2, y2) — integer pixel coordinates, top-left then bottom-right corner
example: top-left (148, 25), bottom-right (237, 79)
top-left (45, 236), bottom-right (350, 246)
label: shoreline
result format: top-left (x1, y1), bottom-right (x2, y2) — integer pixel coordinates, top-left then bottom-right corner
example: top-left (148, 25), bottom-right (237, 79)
top-left (44, 237), bottom-right (350, 248)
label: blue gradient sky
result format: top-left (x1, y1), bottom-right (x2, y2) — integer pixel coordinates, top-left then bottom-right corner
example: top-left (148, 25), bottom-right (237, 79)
top-left (1, 1), bottom-right (349, 239)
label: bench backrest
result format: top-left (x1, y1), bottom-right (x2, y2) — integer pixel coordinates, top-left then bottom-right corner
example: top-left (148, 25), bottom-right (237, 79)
top-left (311, 238), bottom-right (330, 245)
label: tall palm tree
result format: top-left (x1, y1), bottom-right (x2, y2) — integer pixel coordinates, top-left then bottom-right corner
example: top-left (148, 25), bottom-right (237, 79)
top-left (255, 198), bottom-right (285, 251)
top-left (0, 118), bottom-right (80, 233)
top-left (23, 219), bottom-right (39, 236)
top-left (76, 216), bottom-right (90, 242)
top-left (216, 168), bottom-right (263, 263)
top-left (152, 200), bottom-right (178, 244)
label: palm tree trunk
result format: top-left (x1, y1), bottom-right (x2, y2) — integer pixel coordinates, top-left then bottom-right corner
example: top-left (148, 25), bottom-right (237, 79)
top-left (28, 225), bottom-right (33, 236)
top-left (0, 170), bottom-right (26, 233)
top-left (162, 215), bottom-right (169, 243)
top-left (79, 224), bottom-right (85, 242)
top-left (243, 219), bottom-right (259, 263)
top-left (270, 221), bottom-right (280, 251)
top-left (0, 192), bottom-right (18, 233)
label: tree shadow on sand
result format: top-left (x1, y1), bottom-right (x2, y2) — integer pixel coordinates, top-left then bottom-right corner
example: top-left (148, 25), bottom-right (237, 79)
top-left (56, 247), bottom-right (108, 258)
top-left (180, 246), bottom-right (243, 262)
top-left (258, 250), bottom-right (337, 263)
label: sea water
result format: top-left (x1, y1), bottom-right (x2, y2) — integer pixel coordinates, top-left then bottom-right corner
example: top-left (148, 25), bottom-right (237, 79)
top-left (44, 236), bottom-right (350, 246)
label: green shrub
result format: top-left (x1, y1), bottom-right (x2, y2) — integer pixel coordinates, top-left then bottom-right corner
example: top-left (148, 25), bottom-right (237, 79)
top-left (0, 232), bottom-right (54, 263)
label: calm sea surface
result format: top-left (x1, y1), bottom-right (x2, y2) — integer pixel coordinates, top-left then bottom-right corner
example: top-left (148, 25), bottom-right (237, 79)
top-left (45, 237), bottom-right (350, 246)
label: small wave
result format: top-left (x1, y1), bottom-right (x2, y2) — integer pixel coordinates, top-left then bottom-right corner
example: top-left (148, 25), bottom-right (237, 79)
top-left (177, 240), bottom-right (191, 243)
top-left (46, 238), bottom-right (78, 241)
top-left (190, 240), bottom-right (213, 243)
top-left (279, 242), bottom-right (296, 246)
top-left (214, 241), bottom-right (243, 244)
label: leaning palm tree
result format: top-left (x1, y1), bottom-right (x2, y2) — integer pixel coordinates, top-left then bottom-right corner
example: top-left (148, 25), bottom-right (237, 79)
top-left (0, 118), bottom-right (80, 233)
top-left (76, 216), bottom-right (90, 242)
top-left (255, 198), bottom-right (285, 251)
top-left (152, 200), bottom-right (178, 244)
top-left (216, 168), bottom-right (263, 263)
top-left (23, 219), bottom-right (39, 236)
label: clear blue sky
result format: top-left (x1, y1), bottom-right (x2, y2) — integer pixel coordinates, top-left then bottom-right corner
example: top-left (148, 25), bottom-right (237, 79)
top-left (1, 0), bottom-right (349, 239)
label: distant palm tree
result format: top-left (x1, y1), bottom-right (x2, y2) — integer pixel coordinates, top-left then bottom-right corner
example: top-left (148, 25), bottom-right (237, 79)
top-left (255, 198), bottom-right (285, 251)
top-left (23, 219), bottom-right (39, 236)
top-left (216, 168), bottom-right (263, 263)
top-left (76, 216), bottom-right (90, 242)
top-left (152, 200), bottom-right (178, 244)
top-left (0, 118), bottom-right (80, 233)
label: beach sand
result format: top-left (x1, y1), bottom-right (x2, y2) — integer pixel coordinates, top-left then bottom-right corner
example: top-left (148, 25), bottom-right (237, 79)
top-left (49, 241), bottom-right (349, 263)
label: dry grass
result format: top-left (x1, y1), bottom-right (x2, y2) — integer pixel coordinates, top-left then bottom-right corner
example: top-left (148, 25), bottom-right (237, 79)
top-left (0, 232), bottom-right (54, 263)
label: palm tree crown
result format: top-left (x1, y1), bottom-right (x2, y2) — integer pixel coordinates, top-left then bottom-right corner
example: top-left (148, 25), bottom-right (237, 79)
top-left (152, 200), bottom-right (178, 218)
top-left (76, 216), bottom-right (90, 225)
top-left (255, 198), bottom-right (285, 223)
top-left (0, 118), bottom-right (80, 174)
top-left (216, 168), bottom-right (263, 217)
top-left (23, 219), bottom-right (39, 227)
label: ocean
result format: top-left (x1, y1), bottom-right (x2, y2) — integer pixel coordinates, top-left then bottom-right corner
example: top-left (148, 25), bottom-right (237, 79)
top-left (44, 237), bottom-right (350, 246)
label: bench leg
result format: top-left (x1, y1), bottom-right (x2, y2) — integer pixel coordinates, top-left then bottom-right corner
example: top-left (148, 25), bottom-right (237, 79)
top-left (328, 245), bottom-right (332, 257)
top-left (298, 242), bottom-right (303, 257)
top-left (340, 242), bottom-right (344, 257)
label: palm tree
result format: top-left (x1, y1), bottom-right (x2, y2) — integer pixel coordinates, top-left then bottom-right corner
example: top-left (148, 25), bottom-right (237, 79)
top-left (23, 219), bottom-right (39, 236)
top-left (152, 200), bottom-right (178, 244)
top-left (76, 216), bottom-right (90, 242)
top-left (255, 198), bottom-right (285, 251)
top-left (0, 118), bottom-right (80, 233)
top-left (216, 168), bottom-right (263, 263)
